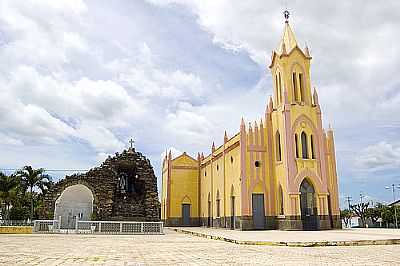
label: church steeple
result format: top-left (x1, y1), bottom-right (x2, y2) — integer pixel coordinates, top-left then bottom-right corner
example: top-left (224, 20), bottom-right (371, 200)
top-left (269, 11), bottom-right (313, 107)
top-left (277, 18), bottom-right (298, 55)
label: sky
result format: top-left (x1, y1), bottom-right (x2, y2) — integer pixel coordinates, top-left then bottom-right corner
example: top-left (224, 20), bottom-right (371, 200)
top-left (0, 0), bottom-right (400, 207)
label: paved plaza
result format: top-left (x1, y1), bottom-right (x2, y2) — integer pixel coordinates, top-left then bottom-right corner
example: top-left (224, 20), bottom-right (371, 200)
top-left (0, 229), bottom-right (400, 265)
top-left (173, 227), bottom-right (400, 245)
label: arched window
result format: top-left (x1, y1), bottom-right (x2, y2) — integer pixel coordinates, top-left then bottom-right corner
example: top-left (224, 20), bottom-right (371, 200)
top-left (276, 131), bottom-right (282, 161)
top-left (278, 72), bottom-right (283, 104)
top-left (292, 72), bottom-right (297, 101)
top-left (299, 73), bottom-right (304, 102)
top-left (295, 134), bottom-right (299, 158)
top-left (310, 135), bottom-right (315, 159)
top-left (275, 74), bottom-right (279, 104)
top-left (301, 132), bottom-right (308, 159)
top-left (279, 185), bottom-right (284, 215)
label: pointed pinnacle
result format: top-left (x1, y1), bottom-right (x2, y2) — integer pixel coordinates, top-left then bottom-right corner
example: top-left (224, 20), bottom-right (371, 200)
top-left (305, 43), bottom-right (311, 57)
top-left (268, 96), bottom-right (274, 112)
top-left (313, 87), bottom-right (319, 105)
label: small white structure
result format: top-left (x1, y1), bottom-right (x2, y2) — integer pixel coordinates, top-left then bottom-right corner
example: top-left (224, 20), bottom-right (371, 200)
top-left (54, 184), bottom-right (94, 229)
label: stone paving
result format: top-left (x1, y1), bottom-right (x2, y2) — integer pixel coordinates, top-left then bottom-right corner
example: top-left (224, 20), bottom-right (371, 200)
top-left (173, 227), bottom-right (400, 245)
top-left (0, 229), bottom-right (399, 265)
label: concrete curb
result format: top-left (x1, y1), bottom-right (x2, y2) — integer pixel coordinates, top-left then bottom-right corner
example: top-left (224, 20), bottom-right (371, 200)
top-left (171, 228), bottom-right (400, 247)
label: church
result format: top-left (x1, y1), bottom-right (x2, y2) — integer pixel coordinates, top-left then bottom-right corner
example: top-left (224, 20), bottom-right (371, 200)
top-left (161, 13), bottom-right (341, 230)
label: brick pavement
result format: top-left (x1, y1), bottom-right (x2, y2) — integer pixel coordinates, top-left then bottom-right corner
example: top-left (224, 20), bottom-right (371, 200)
top-left (0, 229), bottom-right (399, 265)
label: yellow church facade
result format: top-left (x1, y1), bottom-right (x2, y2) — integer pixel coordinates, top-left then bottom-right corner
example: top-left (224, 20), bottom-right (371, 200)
top-left (161, 16), bottom-right (341, 230)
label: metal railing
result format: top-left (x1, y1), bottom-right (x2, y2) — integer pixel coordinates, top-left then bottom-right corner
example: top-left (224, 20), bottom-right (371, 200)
top-left (77, 221), bottom-right (164, 234)
top-left (33, 219), bottom-right (163, 235)
top-left (33, 220), bottom-right (60, 233)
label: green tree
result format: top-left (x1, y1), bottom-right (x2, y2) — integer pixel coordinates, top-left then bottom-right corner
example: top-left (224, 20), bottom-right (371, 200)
top-left (340, 209), bottom-right (352, 228)
top-left (16, 166), bottom-right (52, 220)
top-left (0, 172), bottom-right (19, 219)
top-left (381, 205), bottom-right (400, 228)
top-left (365, 203), bottom-right (386, 225)
top-left (350, 202), bottom-right (369, 227)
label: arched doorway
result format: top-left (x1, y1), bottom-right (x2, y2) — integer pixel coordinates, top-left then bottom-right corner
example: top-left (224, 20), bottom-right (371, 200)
top-left (230, 185), bottom-right (235, 230)
top-left (207, 193), bottom-right (211, 227)
top-left (54, 184), bottom-right (94, 229)
top-left (181, 196), bottom-right (191, 226)
top-left (300, 179), bottom-right (318, 230)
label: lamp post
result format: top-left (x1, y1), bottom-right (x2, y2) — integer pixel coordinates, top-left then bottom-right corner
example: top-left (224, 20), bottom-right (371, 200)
top-left (385, 184), bottom-right (400, 229)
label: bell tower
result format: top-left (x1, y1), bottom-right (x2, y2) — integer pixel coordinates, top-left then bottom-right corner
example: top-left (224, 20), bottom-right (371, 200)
top-left (265, 10), bottom-right (339, 230)
top-left (269, 10), bottom-right (313, 107)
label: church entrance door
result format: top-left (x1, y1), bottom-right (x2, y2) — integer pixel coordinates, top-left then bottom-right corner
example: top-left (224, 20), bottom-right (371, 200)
top-left (252, 194), bottom-right (265, 230)
top-left (54, 184), bottom-right (94, 229)
top-left (207, 200), bottom-right (211, 227)
top-left (300, 179), bottom-right (318, 230)
top-left (182, 204), bottom-right (190, 226)
top-left (231, 196), bottom-right (235, 229)
top-left (327, 194), bottom-right (334, 228)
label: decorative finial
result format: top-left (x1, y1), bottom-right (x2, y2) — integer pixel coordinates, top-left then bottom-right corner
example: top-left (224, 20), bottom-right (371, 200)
top-left (284, 10), bottom-right (290, 23)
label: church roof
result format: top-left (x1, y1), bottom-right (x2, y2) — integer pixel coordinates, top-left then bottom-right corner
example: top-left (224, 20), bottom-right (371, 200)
top-left (276, 22), bottom-right (298, 55)
top-left (269, 18), bottom-right (311, 68)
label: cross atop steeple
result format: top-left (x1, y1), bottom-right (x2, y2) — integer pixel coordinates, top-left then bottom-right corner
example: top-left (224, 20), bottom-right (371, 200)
top-left (283, 10), bottom-right (290, 23)
top-left (129, 138), bottom-right (135, 149)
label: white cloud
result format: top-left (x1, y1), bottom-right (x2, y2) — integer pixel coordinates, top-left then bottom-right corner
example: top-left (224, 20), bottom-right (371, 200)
top-left (145, 0), bottom-right (400, 129)
top-left (76, 122), bottom-right (124, 153)
top-left (160, 147), bottom-right (183, 161)
top-left (355, 141), bottom-right (400, 172)
top-left (0, 0), bottom-right (399, 203)
top-left (0, 133), bottom-right (23, 146)
top-left (0, 90), bottom-right (76, 144)
top-left (0, 65), bottom-right (142, 152)
top-left (111, 43), bottom-right (205, 101)
top-left (165, 102), bottom-right (215, 146)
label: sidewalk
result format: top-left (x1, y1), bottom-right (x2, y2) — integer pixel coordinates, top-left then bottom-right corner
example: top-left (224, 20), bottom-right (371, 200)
top-left (170, 227), bottom-right (400, 247)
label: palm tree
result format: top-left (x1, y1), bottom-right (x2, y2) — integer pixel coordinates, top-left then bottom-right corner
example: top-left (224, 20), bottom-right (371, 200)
top-left (16, 166), bottom-right (52, 220)
top-left (0, 172), bottom-right (19, 220)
